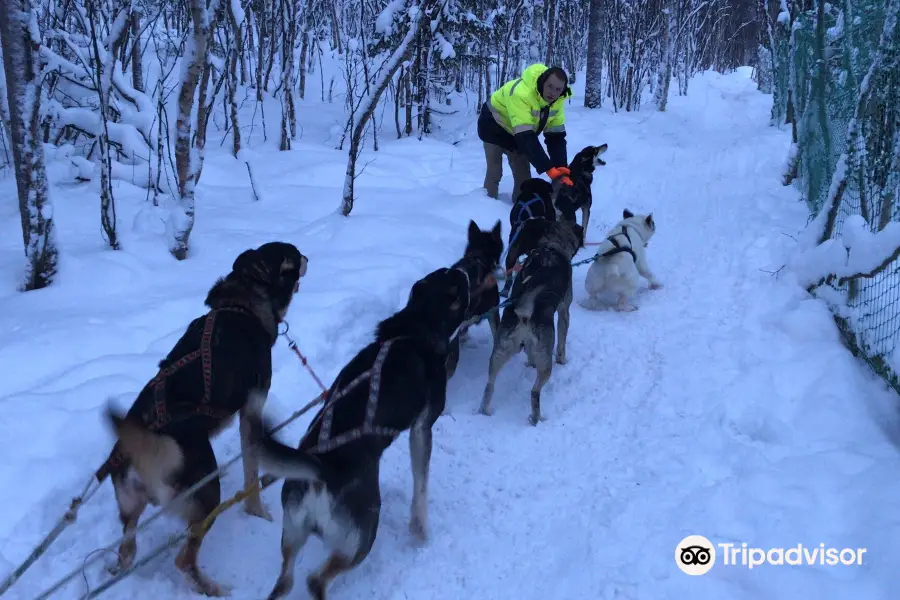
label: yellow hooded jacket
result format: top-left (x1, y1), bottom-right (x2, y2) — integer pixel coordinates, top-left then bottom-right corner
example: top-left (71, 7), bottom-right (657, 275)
top-left (489, 63), bottom-right (567, 135)
top-left (480, 63), bottom-right (570, 174)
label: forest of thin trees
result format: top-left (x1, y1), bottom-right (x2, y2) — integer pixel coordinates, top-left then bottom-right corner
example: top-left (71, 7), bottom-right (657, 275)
top-left (0, 0), bottom-right (759, 291)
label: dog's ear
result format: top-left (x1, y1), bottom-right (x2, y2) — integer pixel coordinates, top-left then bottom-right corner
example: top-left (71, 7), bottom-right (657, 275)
top-left (491, 219), bottom-right (502, 242)
top-left (233, 248), bottom-right (259, 272)
top-left (233, 248), bottom-right (273, 284)
top-left (623, 209), bottom-right (634, 219)
top-left (406, 279), bottom-right (428, 310)
top-left (467, 220), bottom-right (480, 243)
top-left (297, 254), bottom-right (309, 277)
top-left (645, 213), bottom-right (654, 229)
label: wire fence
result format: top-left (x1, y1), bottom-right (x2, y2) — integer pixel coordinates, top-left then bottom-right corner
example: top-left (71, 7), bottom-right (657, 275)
top-left (769, 0), bottom-right (900, 391)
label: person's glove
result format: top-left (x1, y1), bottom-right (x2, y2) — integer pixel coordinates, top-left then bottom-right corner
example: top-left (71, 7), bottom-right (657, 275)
top-left (546, 166), bottom-right (569, 180)
top-left (546, 166), bottom-right (574, 186)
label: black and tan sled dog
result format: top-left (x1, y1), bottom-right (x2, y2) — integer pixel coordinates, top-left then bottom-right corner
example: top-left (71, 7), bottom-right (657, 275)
top-left (246, 266), bottom-right (467, 600)
top-left (94, 241), bottom-right (308, 596)
top-left (445, 219), bottom-right (504, 379)
top-left (554, 143), bottom-right (608, 245)
top-left (479, 217), bottom-right (583, 426)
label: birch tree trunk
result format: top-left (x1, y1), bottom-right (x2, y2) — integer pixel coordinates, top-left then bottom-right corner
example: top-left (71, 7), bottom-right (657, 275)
top-left (89, 0), bottom-right (130, 250)
top-left (544, 0), bottom-right (558, 65)
top-left (340, 0), bottom-right (440, 216)
top-left (227, 0), bottom-right (244, 157)
top-left (298, 11), bottom-right (311, 99)
top-left (0, 0), bottom-right (60, 290)
top-left (655, 3), bottom-right (676, 111)
top-left (170, 0), bottom-right (210, 260)
top-left (130, 6), bottom-right (144, 92)
top-left (584, 0), bottom-right (602, 108)
top-left (280, 0), bottom-right (297, 150)
top-left (529, 0), bottom-right (544, 63)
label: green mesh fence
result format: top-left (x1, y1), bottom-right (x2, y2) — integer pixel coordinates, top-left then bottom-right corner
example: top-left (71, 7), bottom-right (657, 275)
top-left (772, 0), bottom-right (900, 391)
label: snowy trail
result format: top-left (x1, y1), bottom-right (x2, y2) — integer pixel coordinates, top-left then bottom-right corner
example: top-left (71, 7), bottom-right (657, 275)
top-left (2, 71), bottom-right (899, 599)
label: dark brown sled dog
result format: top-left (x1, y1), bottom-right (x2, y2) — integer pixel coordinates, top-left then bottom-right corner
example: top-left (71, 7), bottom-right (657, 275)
top-left (95, 241), bottom-right (307, 596)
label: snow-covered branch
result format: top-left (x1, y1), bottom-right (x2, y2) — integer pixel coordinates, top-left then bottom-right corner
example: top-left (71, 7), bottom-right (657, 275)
top-left (790, 216), bottom-right (900, 292)
top-left (340, 0), bottom-right (444, 216)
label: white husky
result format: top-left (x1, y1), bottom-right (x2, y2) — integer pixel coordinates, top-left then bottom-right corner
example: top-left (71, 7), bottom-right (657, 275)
top-left (582, 209), bottom-right (662, 311)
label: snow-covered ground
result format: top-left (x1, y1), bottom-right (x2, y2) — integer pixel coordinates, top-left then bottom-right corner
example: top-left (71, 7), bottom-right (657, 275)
top-left (2, 68), bottom-right (899, 599)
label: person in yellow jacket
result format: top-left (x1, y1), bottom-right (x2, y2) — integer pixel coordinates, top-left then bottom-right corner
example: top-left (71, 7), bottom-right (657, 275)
top-left (477, 63), bottom-right (574, 201)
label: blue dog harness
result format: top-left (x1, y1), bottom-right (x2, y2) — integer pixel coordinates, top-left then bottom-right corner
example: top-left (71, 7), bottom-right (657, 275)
top-left (509, 193), bottom-right (549, 248)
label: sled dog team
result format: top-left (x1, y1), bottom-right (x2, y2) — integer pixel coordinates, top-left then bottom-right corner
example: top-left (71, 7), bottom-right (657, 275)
top-left (93, 143), bottom-right (663, 599)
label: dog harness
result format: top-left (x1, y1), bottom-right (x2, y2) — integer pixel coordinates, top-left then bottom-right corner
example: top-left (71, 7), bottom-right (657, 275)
top-left (595, 225), bottom-right (637, 262)
top-left (304, 338), bottom-right (405, 454)
top-left (454, 266), bottom-right (472, 314)
top-left (453, 254), bottom-right (499, 311)
top-left (509, 193), bottom-right (549, 249)
top-left (94, 306), bottom-right (256, 482)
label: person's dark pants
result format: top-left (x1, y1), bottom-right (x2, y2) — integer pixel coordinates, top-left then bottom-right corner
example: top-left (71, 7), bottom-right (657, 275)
top-left (482, 142), bottom-right (532, 200)
top-left (478, 102), bottom-right (532, 200)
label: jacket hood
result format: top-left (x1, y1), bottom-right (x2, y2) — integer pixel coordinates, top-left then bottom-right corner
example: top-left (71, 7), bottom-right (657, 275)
top-left (521, 63), bottom-right (572, 106)
top-left (521, 63), bottom-right (549, 88)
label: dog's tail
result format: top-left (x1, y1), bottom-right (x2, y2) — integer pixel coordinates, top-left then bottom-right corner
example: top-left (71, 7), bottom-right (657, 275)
top-left (103, 402), bottom-right (184, 504)
top-left (513, 284), bottom-right (546, 324)
top-left (245, 413), bottom-right (323, 483)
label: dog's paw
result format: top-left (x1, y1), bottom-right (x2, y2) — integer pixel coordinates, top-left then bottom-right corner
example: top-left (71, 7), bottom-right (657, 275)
top-left (615, 302), bottom-right (638, 312)
top-left (108, 541), bottom-right (136, 575)
top-left (409, 516), bottom-right (429, 543)
top-left (244, 499), bottom-right (274, 522)
top-left (106, 561), bottom-right (127, 577)
top-left (266, 575), bottom-right (294, 600)
top-left (203, 581), bottom-right (233, 598)
top-left (307, 576), bottom-right (326, 600)
top-left (528, 412), bottom-right (546, 426)
top-left (185, 572), bottom-right (233, 597)
top-left (579, 296), bottom-right (605, 311)
top-left (477, 405), bottom-right (494, 417)
top-left (649, 281), bottom-right (663, 290)
top-left (555, 353), bottom-right (568, 365)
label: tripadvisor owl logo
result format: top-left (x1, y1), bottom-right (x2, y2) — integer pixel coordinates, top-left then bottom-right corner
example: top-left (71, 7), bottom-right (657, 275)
top-left (675, 535), bottom-right (716, 575)
top-left (674, 535), bottom-right (867, 574)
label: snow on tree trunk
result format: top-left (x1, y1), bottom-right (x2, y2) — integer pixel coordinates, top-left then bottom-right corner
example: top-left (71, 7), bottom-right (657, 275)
top-left (227, 0), bottom-right (244, 158)
top-left (529, 0), bottom-right (545, 64)
top-left (0, 0), bottom-right (59, 291)
top-left (89, 0), bottom-right (131, 250)
top-left (655, 4), bottom-right (676, 111)
top-left (584, 0), bottom-right (602, 108)
top-left (170, 0), bottom-right (211, 260)
top-left (130, 6), bottom-right (144, 92)
top-left (544, 0), bottom-right (558, 65)
top-left (280, 0), bottom-right (298, 151)
top-left (340, 0), bottom-right (439, 216)
top-left (298, 14), bottom-right (310, 100)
